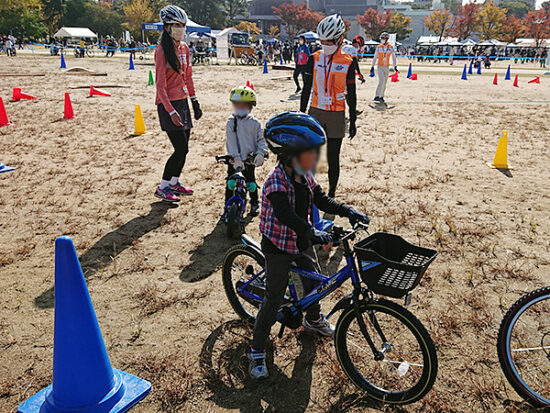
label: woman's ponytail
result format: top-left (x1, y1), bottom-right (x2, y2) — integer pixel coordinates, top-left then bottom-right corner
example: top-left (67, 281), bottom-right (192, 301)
top-left (160, 29), bottom-right (181, 73)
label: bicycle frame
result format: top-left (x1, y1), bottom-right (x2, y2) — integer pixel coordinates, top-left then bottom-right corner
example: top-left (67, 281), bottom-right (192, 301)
top-left (224, 176), bottom-right (247, 219)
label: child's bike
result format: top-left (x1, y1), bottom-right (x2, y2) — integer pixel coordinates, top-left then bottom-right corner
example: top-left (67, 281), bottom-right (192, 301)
top-left (497, 286), bottom-right (550, 408)
top-left (216, 154), bottom-right (263, 238)
top-left (222, 223), bottom-right (439, 405)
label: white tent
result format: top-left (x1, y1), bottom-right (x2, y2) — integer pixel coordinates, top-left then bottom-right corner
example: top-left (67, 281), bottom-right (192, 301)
top-left (53, 27), bottom-right (97, 39)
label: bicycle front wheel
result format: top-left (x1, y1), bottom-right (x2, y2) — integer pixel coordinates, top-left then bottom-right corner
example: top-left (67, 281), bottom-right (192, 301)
top-left (497, 286), bottom-right (550, 408)
top-left (86, 49), bottom-right (94, 58)
top-left (335, 299), bottom-right (438, 405)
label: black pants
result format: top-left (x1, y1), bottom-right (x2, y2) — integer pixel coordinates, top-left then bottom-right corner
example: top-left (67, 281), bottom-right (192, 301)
top-left (225, 164), bottom-right (258, 205)
top-left (327, 138), bottom-right (343, 196)
top-left (162, 129), bottom-right (190, 181)
top-left (252, 247), bottom-right (321, 349)
top-left (293, 65), bottom-right (307, 89)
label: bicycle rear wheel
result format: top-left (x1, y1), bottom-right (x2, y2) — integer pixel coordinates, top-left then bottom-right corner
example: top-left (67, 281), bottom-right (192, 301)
top-left (497, 286), bottom-right (550, 408)
top-left (335, 299), bottom-right (437, 405)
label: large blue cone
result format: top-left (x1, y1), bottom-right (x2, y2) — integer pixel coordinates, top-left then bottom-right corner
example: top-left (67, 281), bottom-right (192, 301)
top-left (505, 64), bottom-right (511, 80)
top-left (18, 236), bottom-right (151, 413)
top-left (461, 64), bottom-right (468, 80)
top-left (477, 62), bottom-right (482, 75)
top-left (263, 59), bottom-right (268, 74)
top-left (468, 60), bottom-right (473, 75)
top-left (129, 54), bottom-right (135, 70)
top-left (406, 63), bottom-right (412, 78)
top-left (60, 53), bottom-right (66, 69)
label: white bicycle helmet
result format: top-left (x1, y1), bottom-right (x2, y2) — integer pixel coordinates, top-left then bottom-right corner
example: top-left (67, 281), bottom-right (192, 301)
top-left (159, 5), bottom-right (188, 25)
top-left (317, 14), bottom-right (346, 41)
top-left (380, 32), bottom-right (390, 40)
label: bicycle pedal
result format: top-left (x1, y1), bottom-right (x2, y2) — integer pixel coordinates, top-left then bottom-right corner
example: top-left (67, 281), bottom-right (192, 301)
top-left (404, 293), bottom-right (412, 306)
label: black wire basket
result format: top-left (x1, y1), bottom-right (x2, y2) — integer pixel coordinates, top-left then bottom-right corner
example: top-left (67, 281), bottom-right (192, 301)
top-left (354, 232), bottom-right (438, 298)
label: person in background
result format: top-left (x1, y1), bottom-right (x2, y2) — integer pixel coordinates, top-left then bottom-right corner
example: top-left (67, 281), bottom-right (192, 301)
top-left (154, 5), bottom-right (203, 202)
top-left (342, 35), bottom-right (365, 83)
top-left (300, 14), bottom-right (359, 198)
top-left (247, 111), bottom-right (370, 379)
top-left (224, 84), bottom-right (268, 217)
top-left (293, 35), bottom-right (311, 93)
top-left (129, 36), bottom-right (136, 59)
top-left (370, 32), bottom-right (397, 103)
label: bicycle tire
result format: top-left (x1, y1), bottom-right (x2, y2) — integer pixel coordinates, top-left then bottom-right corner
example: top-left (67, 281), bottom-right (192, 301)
top-left (226, 203), bottom-right (240, 238)
top-left (222, 244), bottom-right (264, 325)
top-left (335, 299), bottom-right (438, 405)
top-left (86, 49), bottom-right (94, 58)
top-left (497, 286), bottom-right (550, 409)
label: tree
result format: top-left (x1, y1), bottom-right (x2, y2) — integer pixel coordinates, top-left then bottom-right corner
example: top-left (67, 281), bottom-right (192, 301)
top-left (123, 0), bottom-right (154, 38)
top-left (223, 0), bottom-right (249, 23)
top-left (356, 9), bottom-right (393, 40)
top-left (424, 9), bottom-right (454, 40)
top-left (501, 14), bottom-right (525, 42)
top-left (0, 0), bottom-right (47, 39)
top-left (475, 1), bottom-right (506, 40)
top-left (449, 3), bottom-right (479, 40)
top-left (268, 24), bottom-right (280, 38)
top-left (176, 0), bottom-right (227, 28)
top-left (522, 7), bottom-right (550, 47)
top-left (388, 12), bottom-right (412, 41)
top-left (272, 3), bottom-right (325, 38)
top-left (499, 0), bottom-right (532, 18)
top-left (235, 21), bottom-right (261, 35)
top-left (41, 0), bottom-right (66, 34)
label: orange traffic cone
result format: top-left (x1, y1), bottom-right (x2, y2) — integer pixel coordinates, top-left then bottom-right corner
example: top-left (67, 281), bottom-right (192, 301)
top-left (12, 88), bottom-right (36, 102)
top-left (409, 73), bottom-right (417, 80)
top-left (528, 76), bottom-right (540, 84)
top-left (513, 74), bottom-right (519, 87)
top-left (390, 72), bottom-right (399, 82)
top-left (89, 85), bottom-right (111, 97)
top-left (63, 93), bottom-right (76, 120)
top-left (0, 97), bottom-right (12, 126)
top-left (493, 73), bottom-right (498, 85)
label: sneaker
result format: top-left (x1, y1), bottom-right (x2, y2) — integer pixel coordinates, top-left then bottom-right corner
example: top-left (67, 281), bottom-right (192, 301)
top-left (169, 181), bottom-right (193, 196)
top-left (249, 203), bottom-right (260, 217)
top-left (379, 97), bottom-right (385, 103)
top-left (248, 347), bottom-right (269, 379)
top-left (303, 314), bottom-right (335, 337)
top-left (154, 186), bottom-right (180, 202)
top-left (295, 86), bottom-right (302, 94)
top-left (373, 96), bottom-right (381, 102)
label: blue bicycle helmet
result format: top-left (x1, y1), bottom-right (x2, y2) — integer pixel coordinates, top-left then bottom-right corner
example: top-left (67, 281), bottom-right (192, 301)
top-left (264, 111), bottom-right (326, 156)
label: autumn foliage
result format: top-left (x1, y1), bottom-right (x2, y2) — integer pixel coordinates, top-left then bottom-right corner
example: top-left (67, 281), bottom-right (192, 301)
top-left (356, 9), bottom-right (393, 40)
top-left (272, 3), bottom-right (325, 38)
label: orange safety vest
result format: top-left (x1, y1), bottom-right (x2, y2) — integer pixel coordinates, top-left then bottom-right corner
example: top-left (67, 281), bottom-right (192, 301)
top-left (311, 48), bottom-right (352, 112)
top-left (376, 43), bottom-right (394, 67)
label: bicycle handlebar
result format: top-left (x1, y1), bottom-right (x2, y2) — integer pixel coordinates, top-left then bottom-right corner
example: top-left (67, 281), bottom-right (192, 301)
top-left (215, 152), bottom-right (269, 166)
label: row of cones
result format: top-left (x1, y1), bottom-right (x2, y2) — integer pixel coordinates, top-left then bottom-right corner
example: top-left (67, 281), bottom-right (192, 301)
top-left (492, 73), bottom-right (540, 87)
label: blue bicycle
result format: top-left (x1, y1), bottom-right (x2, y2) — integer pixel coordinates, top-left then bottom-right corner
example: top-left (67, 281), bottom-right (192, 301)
top-left (222, 223), bottom-right (439, 405)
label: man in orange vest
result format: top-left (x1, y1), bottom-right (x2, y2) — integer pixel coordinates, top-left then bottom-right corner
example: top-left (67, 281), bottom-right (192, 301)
top-left (370, 32), bottom-right (398, 103)
top-left (300, 14), bottom-right (359, 198)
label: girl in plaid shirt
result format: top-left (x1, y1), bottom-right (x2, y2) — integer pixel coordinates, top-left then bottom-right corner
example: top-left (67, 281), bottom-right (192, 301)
top-left (248, 111), bottom-right (370, 379)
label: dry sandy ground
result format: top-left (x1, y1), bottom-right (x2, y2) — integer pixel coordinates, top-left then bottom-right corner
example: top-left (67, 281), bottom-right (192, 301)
top-left (0, 54), bottom-right (549, 413)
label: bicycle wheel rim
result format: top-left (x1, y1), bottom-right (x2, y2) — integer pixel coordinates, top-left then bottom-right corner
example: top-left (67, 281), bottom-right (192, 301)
top-left (503, 293), bottom-right (550, 406)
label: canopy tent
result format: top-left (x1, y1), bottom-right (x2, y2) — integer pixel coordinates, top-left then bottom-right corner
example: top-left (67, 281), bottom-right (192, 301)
top-left (477, 39), bottom-right (504, 46)
top-left (54, 27), bottom-right (97, 39)
top-left (296, 31), bottom-right (319, 41)
top-left (364, 39), bottom-right (379, 45)
top-left (462, 38), bottom-right (476, 46)
top-left (141, 19), bottom-right (211, 34)
top-left (189, 32), bottom-right (215, 40)
top-left (417, 35), bottom-right (458, 46)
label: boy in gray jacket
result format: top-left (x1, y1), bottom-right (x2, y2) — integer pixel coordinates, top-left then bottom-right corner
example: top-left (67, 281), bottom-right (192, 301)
top-left (225, 84), bottom-right (268, 216)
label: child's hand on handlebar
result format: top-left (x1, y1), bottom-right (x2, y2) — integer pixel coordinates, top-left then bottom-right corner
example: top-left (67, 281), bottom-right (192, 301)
top-left (233, 159), bottom-right (244, 170)
top-left (254, 153), bottom-right (265, 167)
top-left (306, 227), bottom-right (333, 246)
top-left (348, 208), bottom-right (370, 227)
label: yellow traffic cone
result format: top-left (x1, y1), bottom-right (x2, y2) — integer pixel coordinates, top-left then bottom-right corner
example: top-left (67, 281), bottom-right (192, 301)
top-left (132, 104), bottom-right (147, 135)
top-left (487, 130), bottom-right (513, 169)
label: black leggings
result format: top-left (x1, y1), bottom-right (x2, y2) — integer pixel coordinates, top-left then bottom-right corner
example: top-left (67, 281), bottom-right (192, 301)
top-left (327, 138), bottom-right (343, 196)
top-left (293, 65), bottom-right (306, 89)
top-left (162, 129), bottom-right (190, 181)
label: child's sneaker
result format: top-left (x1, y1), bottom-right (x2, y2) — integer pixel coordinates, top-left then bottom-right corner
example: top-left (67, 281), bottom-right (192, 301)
top-left (249, 203), bottom-right (260, 217)
top-left (303, 314), bottom-right (335, 337)
top-left (155, 186), bottom-right (180, 202)
top-left (170, 181), bottom-right (193, 196)
top-left (248, 347), bottom-right (269, 379)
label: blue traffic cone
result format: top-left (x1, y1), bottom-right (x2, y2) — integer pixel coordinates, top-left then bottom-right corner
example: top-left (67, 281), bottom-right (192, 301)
top-left (129, 53), bottom-right (135, 70)
top-left (407, 63), bottom-right (412, 79)
top-left (313, 205), bottom-right (334, 231)
top-left (0, 162), bottom-right (15, 173)
top-left (468, 60), bottom-right (473, 75)
top-left (263, 59), bottom-right (268, 74)
top-left (461, 64), bottom-right (468, 80)
top-left (477, 62), bottom-right (482, 75)
top-left (505, 64), bottom-right (511, 80)
top-left (60, 52), bottom-right (66, 69)
top-left (369, 68), bottom-right (375, 77)
top-left (280, 54), bottom-right (283, 65)
top-left (18, 236), bottom-right (151, 413)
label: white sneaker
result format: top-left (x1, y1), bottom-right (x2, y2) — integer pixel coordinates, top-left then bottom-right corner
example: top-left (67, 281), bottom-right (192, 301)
top-left (303, 314), bottom-right (335, 336)
top-left (248, 347), bottom-right (269, 379)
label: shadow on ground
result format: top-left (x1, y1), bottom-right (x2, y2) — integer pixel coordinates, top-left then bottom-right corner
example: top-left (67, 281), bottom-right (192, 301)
top-left (34, 202), bottom-right (176, 309)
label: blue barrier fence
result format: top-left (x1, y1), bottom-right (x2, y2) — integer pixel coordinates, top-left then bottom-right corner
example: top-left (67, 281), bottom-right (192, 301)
top-left (359, 53), bottom-right (546, 61)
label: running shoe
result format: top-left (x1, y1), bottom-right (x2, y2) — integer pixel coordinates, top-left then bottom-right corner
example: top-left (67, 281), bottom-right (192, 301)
top-left (303, 314), bottom-right (335, 336)
top-left (154, 186), bottom-right (180, 202)
top-left (170, 181), bottom-right (193, 196)
top-left (248, 347), bottom-right (269, 379)
top-left (249, 203), bottom-right (260, 217)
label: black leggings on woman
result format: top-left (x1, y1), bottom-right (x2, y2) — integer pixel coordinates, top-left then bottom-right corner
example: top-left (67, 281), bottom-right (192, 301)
top-left (162, 129), bottom-right (190, 181)
top-left (327, 138), bottom-right (343, 197)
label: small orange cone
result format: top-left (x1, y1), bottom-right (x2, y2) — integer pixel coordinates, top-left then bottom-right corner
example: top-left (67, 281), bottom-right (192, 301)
top-left (513, 74), bottom-right (519, 87)
top-left (246, 80), bottom-right (254, 90)
top-left (12, 88), bottom-right (36, 102)
top-left (0, 97), bottom-right (12, 126)
top-left (63, 93), bottom-right (76, 119)
top-left (390, 72), bottom-right (399, 82)
top-left (89, 85), bottom-right (111, 97)
top-left (409, 73), bottom-right (417, 80)
top-left (528, 76), bottom-right (540, 84)
top-left (493, 73), bottom-right (498, 85)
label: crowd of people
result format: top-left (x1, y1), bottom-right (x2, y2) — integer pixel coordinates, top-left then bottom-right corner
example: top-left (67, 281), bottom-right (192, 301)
top-left (1, 34), bottom-right (20, 56)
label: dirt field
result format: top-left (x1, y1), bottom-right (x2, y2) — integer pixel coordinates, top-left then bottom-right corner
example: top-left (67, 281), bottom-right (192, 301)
top-left (0, 53), bottom-right (549, 413)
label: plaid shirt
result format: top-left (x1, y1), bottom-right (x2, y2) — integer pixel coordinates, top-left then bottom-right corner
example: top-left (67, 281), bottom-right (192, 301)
top-left (259, 163), bottom-right (317, 254)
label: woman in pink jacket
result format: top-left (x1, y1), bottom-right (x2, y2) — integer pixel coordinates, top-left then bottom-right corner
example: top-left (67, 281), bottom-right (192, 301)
top-left (154, 5), bottom-right (203, 202)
